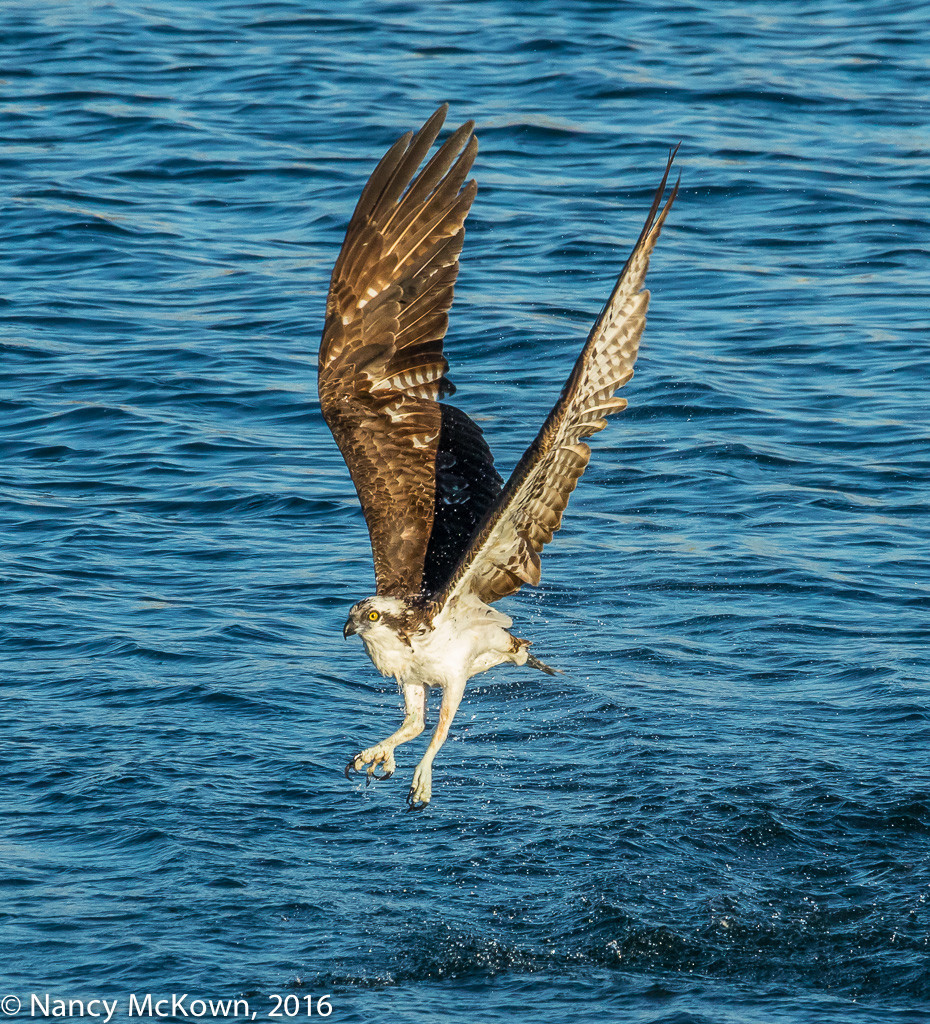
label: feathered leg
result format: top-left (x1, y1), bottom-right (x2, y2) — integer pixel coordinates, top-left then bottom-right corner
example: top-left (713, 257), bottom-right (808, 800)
top-left (346, 681), bottom-right (426, 782)
top-left (407, 679), bottom-right (465, 809)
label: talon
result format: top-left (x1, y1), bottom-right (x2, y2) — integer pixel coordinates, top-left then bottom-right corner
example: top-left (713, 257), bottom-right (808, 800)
top-left (407, 764), bottom-right (432, 809)
top-left (347, 746), bottom-right (396, 786)
top-left (405, 787), bottom-right (430, 810)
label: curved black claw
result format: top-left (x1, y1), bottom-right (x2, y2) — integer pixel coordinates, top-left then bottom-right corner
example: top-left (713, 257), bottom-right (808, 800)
top-left (405, 793), bottom-right (429, 812)
top-left (365, 767), bottom-right (394, 787)
top-left (344, 760), bottom-right (360, 780)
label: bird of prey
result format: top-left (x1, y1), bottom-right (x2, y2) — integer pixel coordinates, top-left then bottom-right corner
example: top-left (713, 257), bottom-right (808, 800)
top-left (319, 105), bottom-right (678, 809)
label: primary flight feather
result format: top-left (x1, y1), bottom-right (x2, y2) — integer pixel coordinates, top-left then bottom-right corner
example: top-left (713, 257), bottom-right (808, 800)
top-left (319, 105), bottom-right (678, 808)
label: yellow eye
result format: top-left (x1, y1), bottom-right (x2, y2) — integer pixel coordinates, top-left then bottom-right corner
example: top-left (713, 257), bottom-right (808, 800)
top-left (368, 610), bottom-right (380, 622)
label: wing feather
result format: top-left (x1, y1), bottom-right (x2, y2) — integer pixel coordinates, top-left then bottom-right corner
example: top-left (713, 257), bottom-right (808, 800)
top-left (437, 149), bottom-right (680, 608)
top-left (319, 106), bottom-right (498, 597)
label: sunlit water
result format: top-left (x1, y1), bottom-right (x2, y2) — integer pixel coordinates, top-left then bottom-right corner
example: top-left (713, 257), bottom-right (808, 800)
top-left (2, 3), bottom-right (928, 1022)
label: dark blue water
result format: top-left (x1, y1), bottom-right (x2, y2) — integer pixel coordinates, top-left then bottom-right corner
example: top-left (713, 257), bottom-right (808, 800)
top-left (2, 2), bottom-right (929, 1022)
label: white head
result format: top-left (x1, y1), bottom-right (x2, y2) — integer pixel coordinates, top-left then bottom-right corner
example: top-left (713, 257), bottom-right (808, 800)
top-left (343, 596), bottom-right (415, 676)
top-left (343, 595), bottom-right (410, 638)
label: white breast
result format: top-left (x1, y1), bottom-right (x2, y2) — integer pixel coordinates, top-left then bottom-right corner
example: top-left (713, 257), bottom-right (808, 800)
top-left (407, 597), bottom-right (517, 688)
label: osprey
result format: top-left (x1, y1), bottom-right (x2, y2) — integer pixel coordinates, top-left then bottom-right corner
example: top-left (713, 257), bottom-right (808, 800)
top-left (319, 105), bottom-right (678, 809)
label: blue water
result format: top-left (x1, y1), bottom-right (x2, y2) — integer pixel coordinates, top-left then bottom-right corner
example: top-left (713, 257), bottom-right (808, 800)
top-left (2, 2), bottom-right (929, 1022)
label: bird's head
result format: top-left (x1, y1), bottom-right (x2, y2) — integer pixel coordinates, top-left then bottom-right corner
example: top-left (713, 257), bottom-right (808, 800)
top-left (343, 596), bottom-right (410, 640)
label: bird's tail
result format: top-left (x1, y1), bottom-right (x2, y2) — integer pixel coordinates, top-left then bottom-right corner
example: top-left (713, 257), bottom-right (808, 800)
top-left (511, 635), bottom-right (561, 676)
top-left (526, 651), bottom-right (561, 676)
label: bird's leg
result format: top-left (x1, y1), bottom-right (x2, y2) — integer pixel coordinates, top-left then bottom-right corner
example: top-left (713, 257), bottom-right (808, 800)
top-left (345, 682), bottom-right (426, 783)
top-left (407, 680), bottom-right (465, 810)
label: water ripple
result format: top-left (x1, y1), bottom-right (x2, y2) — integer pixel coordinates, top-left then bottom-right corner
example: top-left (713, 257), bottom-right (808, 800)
top-left (2, 2), bottom-right (929, 1022)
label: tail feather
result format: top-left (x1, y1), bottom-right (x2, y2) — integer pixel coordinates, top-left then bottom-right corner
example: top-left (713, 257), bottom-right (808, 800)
top-left (526, 651), bottom-right (561, 676)
top-left (511, 634), bottom-right (562, 675)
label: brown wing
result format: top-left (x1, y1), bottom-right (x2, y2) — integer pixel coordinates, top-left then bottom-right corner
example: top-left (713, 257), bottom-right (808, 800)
top-left (423, 403), bottom-right (503, 595)
top-left (438, 149), bottom-right (680, 607)
top-left (318, 105), bottom-right (482, 597)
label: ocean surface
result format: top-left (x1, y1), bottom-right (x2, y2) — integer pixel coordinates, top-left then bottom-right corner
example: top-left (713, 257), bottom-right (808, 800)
top-left (2, 2), bottom-right (928, 1022)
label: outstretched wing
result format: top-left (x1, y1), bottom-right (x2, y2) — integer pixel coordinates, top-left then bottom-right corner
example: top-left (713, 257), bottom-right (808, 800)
top-left (437, 150), bottom-right (680, 607)
top-left (319, 105), bottom-right (500, 597)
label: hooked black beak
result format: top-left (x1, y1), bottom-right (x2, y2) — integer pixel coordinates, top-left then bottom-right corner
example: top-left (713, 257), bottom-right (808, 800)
top-left (343, 618), bottom-right (358, 639)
